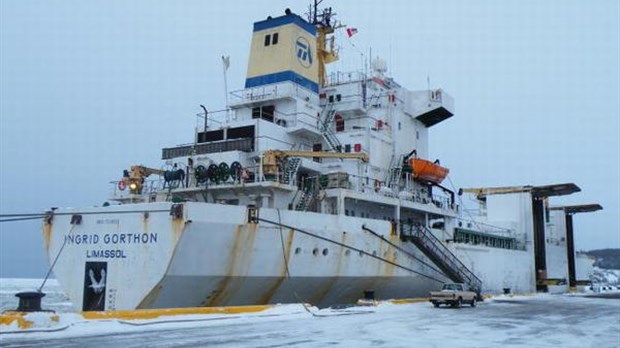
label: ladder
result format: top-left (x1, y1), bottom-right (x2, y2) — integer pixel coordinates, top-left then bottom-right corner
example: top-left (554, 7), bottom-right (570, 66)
top-left (294, 187), bottom-right (318, 211)
top-left (319, 104), bottom-right (342, 152)
top-left (387, 154), bottom-right (405, 191)
top-left (283, 157), bottom-right (302, 185)
top-left (293, 177), bottom-right (319, 211)
top-left (322, 125), bottom-right (342, 153)
top-left (402, 223), bottom-right (483, 298)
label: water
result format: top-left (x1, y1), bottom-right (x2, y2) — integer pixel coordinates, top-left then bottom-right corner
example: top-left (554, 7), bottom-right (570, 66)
top-left (0, 278), bottom-right (74, 312)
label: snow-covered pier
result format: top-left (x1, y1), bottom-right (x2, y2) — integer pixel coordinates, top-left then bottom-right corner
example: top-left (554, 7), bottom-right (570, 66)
top-left (1, 293), bottom-right (618, 348)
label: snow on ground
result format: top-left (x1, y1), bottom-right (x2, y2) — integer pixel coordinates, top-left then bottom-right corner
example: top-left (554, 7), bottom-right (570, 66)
top-left (593, 267), bottom-right (620, 286)
top-left (1, 293), bottom-right (619, 348)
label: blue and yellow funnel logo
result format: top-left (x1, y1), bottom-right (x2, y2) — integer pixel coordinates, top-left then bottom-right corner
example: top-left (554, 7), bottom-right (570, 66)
top-left (245, 14), bottom-right (319, 93)
top-left (295, 37), bottom-right (313, 68)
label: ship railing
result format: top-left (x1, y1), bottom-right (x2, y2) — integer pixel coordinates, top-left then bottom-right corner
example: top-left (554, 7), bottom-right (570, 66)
top-left (272, 109), bottom-right (320, 131)
top-left (346, 174), bottom-right (459, 213)
top-left (325, 71), bottom-right (367, 87)
top-left (109, 179), bottom-right (162, 199)
top-left (321, 92), bottom-right (369, 114)
top-left (196, 107), bottom-right (320, 134)
top-left (402, 223), bottom-right (483, 292)
top-left (195, 109), bottom-right (228, 131)
top-left (229, 82), bottom-right (316, 106)
top-left (455, 218), bottom-right (515, 238)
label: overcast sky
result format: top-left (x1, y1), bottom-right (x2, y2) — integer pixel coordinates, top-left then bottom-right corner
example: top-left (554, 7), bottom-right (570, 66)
top-left (1, 0), bottom-right (618, 278)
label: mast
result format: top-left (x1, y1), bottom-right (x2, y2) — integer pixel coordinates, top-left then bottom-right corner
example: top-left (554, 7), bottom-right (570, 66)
top-left (308, 1), bottom-right (342, 87)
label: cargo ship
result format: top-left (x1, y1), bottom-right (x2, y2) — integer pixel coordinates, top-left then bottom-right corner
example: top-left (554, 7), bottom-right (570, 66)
top-left (42, 4), bottom-right (601, 311)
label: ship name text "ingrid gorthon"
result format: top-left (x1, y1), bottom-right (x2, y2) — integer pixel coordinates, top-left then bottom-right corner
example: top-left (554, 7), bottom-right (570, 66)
top-left (63, 232), bottom-right (159, 259)
top-left (64, 232), bottom-right (158, 245)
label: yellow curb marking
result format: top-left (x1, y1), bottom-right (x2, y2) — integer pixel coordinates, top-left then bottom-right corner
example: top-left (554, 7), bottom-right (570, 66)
top-left (81, 304), bottom-right (273, 321)
top-left (388, 298), bottom-right (429, 304)
top-left (0, 312), bottom-right (59, 329)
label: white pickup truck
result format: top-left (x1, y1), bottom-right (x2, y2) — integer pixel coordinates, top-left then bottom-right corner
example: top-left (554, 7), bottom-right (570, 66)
top-left (429, 283), bottom-right (477, 308)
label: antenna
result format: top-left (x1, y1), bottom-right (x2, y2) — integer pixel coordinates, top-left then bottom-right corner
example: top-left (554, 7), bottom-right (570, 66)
top-left (222, 55), bottom-right (230, 122)
top-left (306, 0), bottom-right (343, 87)
top-left (427, 75), bottom-right (431, 102)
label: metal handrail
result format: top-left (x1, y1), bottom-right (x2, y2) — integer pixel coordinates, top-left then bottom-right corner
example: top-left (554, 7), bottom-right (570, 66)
top-left (404, 223), bottom-right (482, 289)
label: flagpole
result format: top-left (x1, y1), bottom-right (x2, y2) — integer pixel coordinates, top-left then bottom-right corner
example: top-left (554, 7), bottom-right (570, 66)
top-left (222, 55), bottom-right (230, 122)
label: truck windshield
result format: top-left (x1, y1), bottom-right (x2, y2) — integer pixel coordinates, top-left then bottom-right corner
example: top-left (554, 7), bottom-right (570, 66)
top-left (442, 284), bottom-right (458, 290)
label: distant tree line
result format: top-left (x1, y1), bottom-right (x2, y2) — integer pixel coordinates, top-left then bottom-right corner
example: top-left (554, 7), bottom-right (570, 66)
top-left (586, 249), bottom-right (620, 270)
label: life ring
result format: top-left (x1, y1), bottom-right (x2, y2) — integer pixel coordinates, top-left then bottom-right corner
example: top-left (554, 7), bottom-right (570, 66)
top-left (118, 180), bottom-right (127, 191)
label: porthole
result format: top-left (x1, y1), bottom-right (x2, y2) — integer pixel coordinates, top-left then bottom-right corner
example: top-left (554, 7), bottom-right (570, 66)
top-left (359, 251), bottom-right (364, 257)
top-left (295, 247), bottom-right (301, 255)
top-left (322, 248), bottom-right (329, 256)
top-left (372, 250), bottom-right (377, 257)
top-left (313, 248), bottom-right (319, 256)
top-left (345, 250), bottom-right (351, 256)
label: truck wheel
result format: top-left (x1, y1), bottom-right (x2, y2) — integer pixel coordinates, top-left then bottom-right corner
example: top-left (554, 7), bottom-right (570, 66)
top-left (432, 302), bottom-right (439, 308)
top-left (470, 298), bottom-right (476, 307)
top-left (455, 297), bottom-right (462, 308)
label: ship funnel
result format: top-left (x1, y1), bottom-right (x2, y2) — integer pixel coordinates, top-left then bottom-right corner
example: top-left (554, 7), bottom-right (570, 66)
top-left (245, 11), bottom-right (319, 93)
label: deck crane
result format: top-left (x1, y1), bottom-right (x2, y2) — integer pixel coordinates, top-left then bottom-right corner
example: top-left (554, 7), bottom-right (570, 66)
top-left (123, 165), bottom-right (184, 194)
top-left (262, 150), bottom-right (368, 176)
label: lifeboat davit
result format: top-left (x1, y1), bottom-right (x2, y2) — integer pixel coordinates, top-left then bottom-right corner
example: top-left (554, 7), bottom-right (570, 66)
top-left (410, 158), bottom-right (449, 184)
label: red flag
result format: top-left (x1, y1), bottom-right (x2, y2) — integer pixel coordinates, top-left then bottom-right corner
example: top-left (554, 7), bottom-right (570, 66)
top-left (346, 27), bottom-right (358, 38)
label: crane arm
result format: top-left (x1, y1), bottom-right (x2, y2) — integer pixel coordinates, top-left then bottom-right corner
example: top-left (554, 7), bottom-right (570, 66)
top-left (459, 185), bottom-right (533, 197)
top-left (130, 165), bottom-right (166, 179)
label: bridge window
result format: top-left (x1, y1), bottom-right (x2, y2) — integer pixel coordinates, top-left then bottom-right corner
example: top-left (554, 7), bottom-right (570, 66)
top-left (264, 34), bottom-right (271, 46)
top-left (252, 105), bottom-right (275, 123)
top-left (227, 125), bottom-right (254, 140)
top-left (272, 33), bottom-right (279, 45)
top-left (199, 129), bottom-right (224, 142)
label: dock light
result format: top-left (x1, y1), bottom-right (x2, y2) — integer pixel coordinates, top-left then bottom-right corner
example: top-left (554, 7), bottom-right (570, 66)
top-left (129, 182), bottom-right (138, 191)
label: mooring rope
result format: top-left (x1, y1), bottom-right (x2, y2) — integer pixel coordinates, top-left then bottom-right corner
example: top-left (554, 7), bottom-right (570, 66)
top-left (38, 224), bottom-right (76, 292)
top-left (260, 216), bottom-right (445, 284)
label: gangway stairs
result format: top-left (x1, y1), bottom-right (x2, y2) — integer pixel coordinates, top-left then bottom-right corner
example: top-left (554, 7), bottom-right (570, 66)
top-left (401, 223), bottom-right (483, 299)
top-left (319, 104), bottom-right (342, 153)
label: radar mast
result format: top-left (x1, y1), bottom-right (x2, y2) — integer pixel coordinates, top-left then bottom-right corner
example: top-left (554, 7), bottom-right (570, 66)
top-left (307, 1), bottom-right (342, 87)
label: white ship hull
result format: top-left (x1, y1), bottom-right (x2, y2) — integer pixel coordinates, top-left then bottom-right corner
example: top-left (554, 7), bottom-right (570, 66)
top-left (45, 202), bottom-right (450, 311)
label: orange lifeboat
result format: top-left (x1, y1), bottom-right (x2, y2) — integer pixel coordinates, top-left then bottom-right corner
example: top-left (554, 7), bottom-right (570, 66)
top-left (410, 158), bottom-right (449, 184)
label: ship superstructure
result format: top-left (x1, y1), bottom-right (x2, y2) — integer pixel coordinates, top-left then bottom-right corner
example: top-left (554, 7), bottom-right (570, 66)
top-left (42, 6), bottom-right (600, 312)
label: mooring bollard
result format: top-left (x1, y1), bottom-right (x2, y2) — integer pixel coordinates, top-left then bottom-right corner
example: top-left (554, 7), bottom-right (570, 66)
top-left (14, 291), bottom-right (51, 312)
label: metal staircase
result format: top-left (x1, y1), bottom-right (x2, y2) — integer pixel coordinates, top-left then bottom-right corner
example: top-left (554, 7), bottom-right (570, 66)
top-left (401, 223), bottom-right (483, 298)
top-left (319, 104), bottom-right (342, 152)
top-left (294, 187), bottom-right (318, 211)
top-left (283, 157), bottom-right (302, 185)
top-left (387, 154), bottom-right (405, 191)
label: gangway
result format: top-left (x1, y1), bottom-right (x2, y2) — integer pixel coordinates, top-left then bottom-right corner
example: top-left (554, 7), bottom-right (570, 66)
top-left (401, 223), bottom-right (483, 299)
